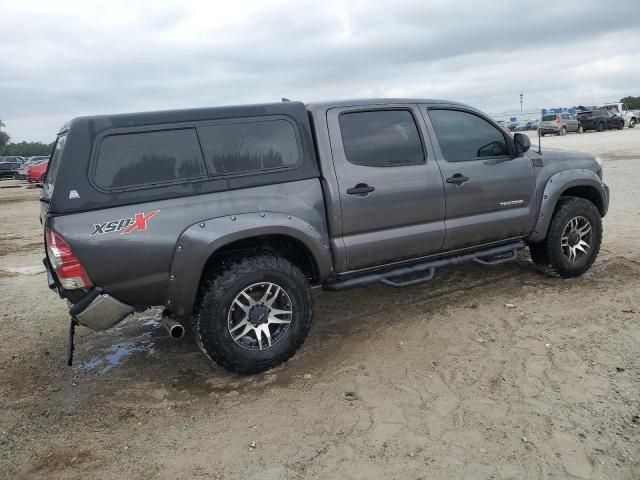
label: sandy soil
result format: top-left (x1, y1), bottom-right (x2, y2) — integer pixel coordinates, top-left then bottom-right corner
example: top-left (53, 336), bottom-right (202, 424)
top-left (0, 129), bottom-right (638, 480)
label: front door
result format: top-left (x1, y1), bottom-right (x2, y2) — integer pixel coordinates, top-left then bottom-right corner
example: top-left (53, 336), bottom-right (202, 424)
top-left (421, 107), bottom-right (537, 252)
top-left (327, 105), bottom-right (445, 270)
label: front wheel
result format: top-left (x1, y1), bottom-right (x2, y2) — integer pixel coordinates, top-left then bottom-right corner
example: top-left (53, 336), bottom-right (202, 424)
top-left (560, 126), bottom-right (567, 136)
top-left (597, 122), bottom-right (605, 132)
top-left (629, 119), bottom-right (636, 128)
top-left (617, 122), bottom-right (624, 130)
top-left (192, 255), bottom-right (312, 374)
top-left (577, 125), bottom-right (583, 134)
top-left (541, 197), bottom-right (602, 278)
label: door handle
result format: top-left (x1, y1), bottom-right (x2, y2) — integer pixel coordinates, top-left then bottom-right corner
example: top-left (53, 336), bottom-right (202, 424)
top-left (446, 173), bottom-right (469, 186)
top-left (347, 183), bottom-right (376, 196)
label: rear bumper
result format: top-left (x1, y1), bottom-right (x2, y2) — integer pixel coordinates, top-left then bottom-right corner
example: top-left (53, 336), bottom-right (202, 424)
top-left (45, 258), bottom-right (134, 331)
top-left (70, 289), bottom-right (135, 330)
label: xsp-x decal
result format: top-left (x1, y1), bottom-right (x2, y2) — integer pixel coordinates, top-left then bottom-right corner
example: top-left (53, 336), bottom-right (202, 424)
top-left (91, 210), bottom-right (159, 236)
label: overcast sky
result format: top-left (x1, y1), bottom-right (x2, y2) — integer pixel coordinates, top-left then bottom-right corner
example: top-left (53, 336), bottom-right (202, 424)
top-left (1, 0), bottom-right (639, 142)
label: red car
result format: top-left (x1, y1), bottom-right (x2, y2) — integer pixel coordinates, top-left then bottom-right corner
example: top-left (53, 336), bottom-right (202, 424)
top-left (27, 160), bottom-right (48, 183)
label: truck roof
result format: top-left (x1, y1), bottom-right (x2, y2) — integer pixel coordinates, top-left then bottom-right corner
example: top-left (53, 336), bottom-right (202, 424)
top-left (305, 98), bottom-right (465, 113)
top-left (59, 98), bottom-right (468, 135)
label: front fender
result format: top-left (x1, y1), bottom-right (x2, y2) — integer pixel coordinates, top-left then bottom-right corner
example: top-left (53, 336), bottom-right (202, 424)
top-left (527, 169), bottom-right (609, 243)
top-left (166, 212), bottom-right (332, 318)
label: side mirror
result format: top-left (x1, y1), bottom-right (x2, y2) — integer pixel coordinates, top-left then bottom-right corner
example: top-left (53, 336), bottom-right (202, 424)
top-left (514, 133), bottom-right (530, 156)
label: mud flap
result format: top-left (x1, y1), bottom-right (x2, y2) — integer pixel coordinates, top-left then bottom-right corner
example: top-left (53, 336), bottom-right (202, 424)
top-left (67, 318), bottom-right (77, 366)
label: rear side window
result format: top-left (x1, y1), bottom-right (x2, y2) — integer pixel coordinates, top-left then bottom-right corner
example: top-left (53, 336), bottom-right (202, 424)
top-left (339, 110), bottom-right (424, 167)
top-left (197, 119), bottom-right (300, 175)
top-left (44, 135), bottom-right (65, 196)
top-left (94, 129), bottom-right (206, 189)
top-left (429, 109), bottom-right (510, 162)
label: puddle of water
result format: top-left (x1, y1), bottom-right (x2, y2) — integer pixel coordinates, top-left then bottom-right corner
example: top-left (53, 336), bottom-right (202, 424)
top-left (80, 313), bottom-right (162, 374)
top-left (81, 340), bottom-right (156, 374)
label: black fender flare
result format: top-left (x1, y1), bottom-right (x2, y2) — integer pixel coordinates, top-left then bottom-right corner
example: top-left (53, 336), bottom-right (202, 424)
top-left (527, 169), bottom-right (609, 243)
top-left (166, 212), bottom-right (332, 318)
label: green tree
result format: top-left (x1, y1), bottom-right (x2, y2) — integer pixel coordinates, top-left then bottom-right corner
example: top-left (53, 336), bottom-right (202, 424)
top-left (620, 96), bottom-right (640, 109)
top-left (2, 141), bottom-right (54, 156)
top-left (0, 119), bottom-right (9, 154)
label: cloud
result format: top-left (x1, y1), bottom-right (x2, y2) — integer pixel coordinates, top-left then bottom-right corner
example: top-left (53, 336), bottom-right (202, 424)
top-left (1, 0), bottom-right (639, 141)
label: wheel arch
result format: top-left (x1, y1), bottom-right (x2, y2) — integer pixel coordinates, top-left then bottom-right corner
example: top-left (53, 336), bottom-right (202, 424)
top-left (527, 169), bottom-right (609, 243)
top-left (166, 212), bottom-right (332, 319)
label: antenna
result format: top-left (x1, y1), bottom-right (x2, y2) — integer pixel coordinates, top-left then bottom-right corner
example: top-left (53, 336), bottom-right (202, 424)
top-left (538, 125), bottom-right (542, 154)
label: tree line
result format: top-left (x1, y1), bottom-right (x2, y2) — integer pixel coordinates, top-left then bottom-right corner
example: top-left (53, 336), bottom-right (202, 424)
top-left (0, 119), bottom-right (54, 156)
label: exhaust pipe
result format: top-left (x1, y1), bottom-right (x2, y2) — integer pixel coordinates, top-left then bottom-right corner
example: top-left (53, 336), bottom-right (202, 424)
top-left (162, 316), bottom-right (185, 339)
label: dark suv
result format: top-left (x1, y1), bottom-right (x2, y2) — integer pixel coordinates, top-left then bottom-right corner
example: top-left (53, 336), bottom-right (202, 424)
top-left (41, 99), bottom-right (609, 374)
top-left (578, 109), bottom-right (624, 132)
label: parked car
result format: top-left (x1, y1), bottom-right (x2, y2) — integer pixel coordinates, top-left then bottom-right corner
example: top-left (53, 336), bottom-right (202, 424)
top-left (42, 99), bottom-right (608, 374)
top-left (27, 160), bottom-right (48, 183)
top-left (538, 113), bottom-right (581, 136)
top-left (602, 102), bottom-right (638, 128)
top-left (0, 156), bottom-right (25, 164)
top-left (0, 161), bottom-right (22, 179)
top-left (14, 156), bottom-right (49, 180)
top-left (577, 109), bottom-right (624, 132)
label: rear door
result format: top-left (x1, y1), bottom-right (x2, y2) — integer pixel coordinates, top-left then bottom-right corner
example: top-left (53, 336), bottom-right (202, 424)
top-left (326, 105), bottom-right (445, 270)
top-left (421, 106), bottom-right (537, 251)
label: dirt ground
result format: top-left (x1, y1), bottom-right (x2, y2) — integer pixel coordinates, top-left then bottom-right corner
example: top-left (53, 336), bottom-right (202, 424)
top-left (0, 127), bottom-right (638, 480)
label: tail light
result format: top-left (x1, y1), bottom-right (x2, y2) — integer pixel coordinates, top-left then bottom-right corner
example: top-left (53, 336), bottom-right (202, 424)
top-left (556, 116), bottom-right (560, 124)
top-left (45, 227), bottom-right (93, 289)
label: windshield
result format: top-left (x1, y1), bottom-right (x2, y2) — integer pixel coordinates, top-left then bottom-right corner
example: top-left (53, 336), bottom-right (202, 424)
top-left (43, 135), bottom-right (66, 197)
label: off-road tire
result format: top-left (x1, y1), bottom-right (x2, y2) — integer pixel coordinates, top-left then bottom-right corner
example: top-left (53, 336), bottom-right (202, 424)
top-left (542, 197), bottom-right (602, 278)
top-left (192, 255), bottom-right (312, 374)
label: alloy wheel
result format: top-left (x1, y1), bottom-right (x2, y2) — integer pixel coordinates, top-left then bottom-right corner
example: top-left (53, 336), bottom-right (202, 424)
top-left (560, 216), bottom-right (592, 263)
top-left (227, 282), bottom-right (293, 350)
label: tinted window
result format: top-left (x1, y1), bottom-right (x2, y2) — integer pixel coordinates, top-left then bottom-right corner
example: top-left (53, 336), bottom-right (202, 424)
top-left (542, 115), bottom-right (556, 121)
top-left (44, 135), bottom-right (65, 195)
top-left (429, 109), bottom-right (510, 162)
top-left (198, 119), bottom-right (299, 175)
top-left (95, 129), bottom-right (206, 189)
top-left (339, 110), bottom-right (424, 167)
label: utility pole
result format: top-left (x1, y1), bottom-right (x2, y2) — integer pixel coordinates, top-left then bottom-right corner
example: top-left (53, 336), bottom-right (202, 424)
top-left (520, 91), bottom-right (523, 112)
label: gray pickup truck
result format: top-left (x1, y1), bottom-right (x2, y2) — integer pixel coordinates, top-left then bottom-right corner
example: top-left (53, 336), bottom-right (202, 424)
top-left (41, 99), bottom-right (609, 374)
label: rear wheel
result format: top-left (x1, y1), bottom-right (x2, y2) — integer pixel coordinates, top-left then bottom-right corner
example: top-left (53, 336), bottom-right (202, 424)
top-left (577, 125), bottom-right (583, 134)
top-left (192, 255), bottom-right (312, 374)
top-left (540, 197), bottom-right (602, 278)
top-left (560, 126), bottom-right (567, 136)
